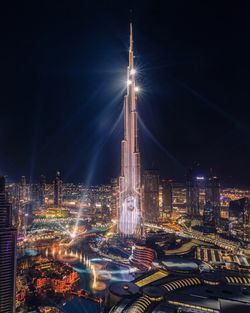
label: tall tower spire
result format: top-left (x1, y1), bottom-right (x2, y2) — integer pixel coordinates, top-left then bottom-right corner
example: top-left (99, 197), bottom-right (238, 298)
top-left (118, 24), bottom-right (142, 238)
top-left (130, 23), bottom-right (133, 52)
top-left (129, 23), bottom-right (134, 71)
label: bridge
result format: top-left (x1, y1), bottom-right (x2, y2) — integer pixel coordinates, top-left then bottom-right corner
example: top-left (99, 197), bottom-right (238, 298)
top-left (59, 231), bottom-right (97, 247)
top-left (70, 289), bottom-right (103, 304)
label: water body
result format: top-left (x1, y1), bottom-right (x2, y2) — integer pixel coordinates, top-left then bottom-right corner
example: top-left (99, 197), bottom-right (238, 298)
top-left (20, 241), bottom-right (133, 313)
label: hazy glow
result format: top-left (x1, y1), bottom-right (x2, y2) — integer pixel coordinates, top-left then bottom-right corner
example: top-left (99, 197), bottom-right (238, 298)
top-left (127, 79), bottom-right (132, 85)
top-left (130, 68), bottom-right (136, 75)
top-left (73, 92), bottom-right (124, 234)
top-left (135, 86), bottom-right (140, 92)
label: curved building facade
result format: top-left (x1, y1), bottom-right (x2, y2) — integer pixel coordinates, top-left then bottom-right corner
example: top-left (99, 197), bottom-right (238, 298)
top-left (130, 245), bottom-right (156, 271)
top-left (0, 176), bottom-right (17, 313)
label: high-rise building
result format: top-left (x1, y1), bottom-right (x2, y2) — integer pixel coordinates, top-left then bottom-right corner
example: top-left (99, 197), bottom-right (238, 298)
top-left (143, 170), bottom-right (160, 223)
top-left (161, 178), bottom-right (173, 215)
top-left (8, 183), bottom-right (20, 228)
top-left (204, 175), bottom-right (220, 232)
top-left (186, 167), bottom-right (221, 231)
top-left (244, 199), bottom-right (250, 242)
top-left (20, 176), bottom-right (27, 202)
top-left (31, 183), bottom-right (39, 205)
top-left (111, 178), bottom-right (119, 219)
top-left (118, 24), bottom-right (142, 238)
top-left (39, 174), bottom-right (46, 207)
top-left (54, 171), bottom-right (62, 208)
top-left (186, 170), bottom-right (200, 216)
top-left (228, 197), bottom-right (250, 241)
top-left (0, 176), bottom-right (17, 313)
top-left (172, 183), bottom-right (186, 212)
top-left (16, 176), bottom-right (29, 234)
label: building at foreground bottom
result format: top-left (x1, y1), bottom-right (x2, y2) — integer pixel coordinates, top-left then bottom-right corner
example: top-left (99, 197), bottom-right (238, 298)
top-left (106, 269), bottom-right (250, 313)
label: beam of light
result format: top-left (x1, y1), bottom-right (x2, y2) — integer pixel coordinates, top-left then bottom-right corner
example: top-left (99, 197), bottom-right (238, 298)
top-left (138, 115), bottom-right (184, 169)
top-left (36, 82), bottom-right (106, 155)
top-left (171, 78), bottom-right (250, 134)
top-left (72, 106), bottom-right (123, 234)
top-left (64, 86), bottom-right (125, 181)
top-left (28, 99), bottom-right (42, 183)
top-left (54, 221), bottom-right (73, 238)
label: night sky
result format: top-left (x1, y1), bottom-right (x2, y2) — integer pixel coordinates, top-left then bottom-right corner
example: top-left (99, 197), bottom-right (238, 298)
top-left (1, 1), bottom-right (250, 186)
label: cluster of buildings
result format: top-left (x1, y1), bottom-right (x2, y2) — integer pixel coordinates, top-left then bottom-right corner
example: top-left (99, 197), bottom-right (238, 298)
top-left (16, 276), bottom-right (27, 310)
top-left (1, 23), bottom-right (250, 313)
top-left (4, 166), bottom-right (250, 243)
top-left (195, 246), bottom-right (250, 272)
top-left (227, 197), bottom-right (250, 241)
top-left (4, 171), bottom-right (113, 238)
top-left (31, 257), bottom-right (79, 294)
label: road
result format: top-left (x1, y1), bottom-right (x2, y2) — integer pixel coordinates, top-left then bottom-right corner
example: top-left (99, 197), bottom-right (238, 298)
top-left (164, 239), bottom-right (213, 255)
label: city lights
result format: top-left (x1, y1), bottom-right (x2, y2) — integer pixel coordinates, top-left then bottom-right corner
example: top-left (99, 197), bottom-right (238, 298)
top-left (2, 9), bottom-right (249, 313)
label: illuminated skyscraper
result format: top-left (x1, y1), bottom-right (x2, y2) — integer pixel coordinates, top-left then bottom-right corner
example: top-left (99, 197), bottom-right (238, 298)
top-left (20, 175), bottom-right (27, 201)
top-left (204, 175), bottom-right (220, 232)
top-left (161, 178), bottom-right (173, 215)
top-left (17, 176), bottom-right (29, 234)
top-left (111, 178), bottom-right (119, 219)
top-left (186, 165), bottom-right (209, 217)
top-left (228, 197), bottom-right (250, 241)
top-left (186, 170), bottom-right (200, 216)
top-left (119, 24), bottom-right (142, 238)
top-left (39, 174), bottom-right (46, 207)
top-left (0, 176), bottom-right (16, 313)
top-left (54, 171), bottom-right (62, 208)
top-left (143, 170), bottom-right (160, 223)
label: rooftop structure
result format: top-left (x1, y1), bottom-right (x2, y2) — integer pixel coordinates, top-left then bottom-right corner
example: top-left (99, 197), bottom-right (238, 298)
top-left (107, 268), bottom-right (250, 312)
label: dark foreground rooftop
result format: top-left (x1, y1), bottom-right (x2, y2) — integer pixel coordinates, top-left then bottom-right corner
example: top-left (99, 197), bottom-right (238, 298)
top-left (106, 269), bottom-right (250, 313)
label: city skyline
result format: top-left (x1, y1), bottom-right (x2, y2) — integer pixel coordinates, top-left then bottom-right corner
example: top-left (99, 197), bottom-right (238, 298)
top-left (1, 2), bottom-right (250, 186)
top-left (2, 3), bottom-right (250, 313)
